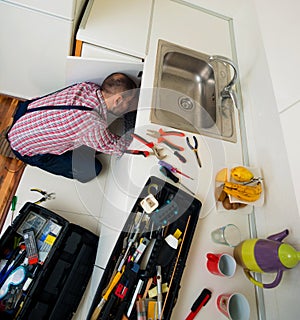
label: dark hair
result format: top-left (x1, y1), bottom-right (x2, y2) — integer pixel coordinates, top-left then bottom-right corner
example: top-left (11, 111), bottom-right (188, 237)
top-left (101, 73), bottom-right (137, 97)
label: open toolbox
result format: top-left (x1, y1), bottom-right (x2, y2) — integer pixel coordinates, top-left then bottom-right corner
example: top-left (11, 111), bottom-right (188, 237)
top-left (87, 176), bottom-right (202, 320)
top-left (0, 202), bottom-right (99, 320)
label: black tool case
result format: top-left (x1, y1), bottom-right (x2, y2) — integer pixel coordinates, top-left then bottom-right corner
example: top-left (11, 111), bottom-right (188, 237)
top-left (0, 202), bottom-right (99, 320)
top-left (87, 176), bottom-right (202, 320)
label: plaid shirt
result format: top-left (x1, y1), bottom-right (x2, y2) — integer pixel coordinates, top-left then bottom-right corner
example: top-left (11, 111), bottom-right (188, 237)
top-left (8, 82), bottom-right (130, 157)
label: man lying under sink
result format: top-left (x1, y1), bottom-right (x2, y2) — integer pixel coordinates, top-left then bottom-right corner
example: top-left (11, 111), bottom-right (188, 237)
top-left (7, 73), bottom-right (138, 183)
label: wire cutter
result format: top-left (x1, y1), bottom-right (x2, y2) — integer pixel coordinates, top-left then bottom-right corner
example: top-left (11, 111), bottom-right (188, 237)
top-left (125, 133), bottom-right (166, 160)
top-left (186, 136), bottom-right (202, 168)
top-left (30, 188), bottom-right (56, 204)
top-left (146, 128), bottom-right (185, 151)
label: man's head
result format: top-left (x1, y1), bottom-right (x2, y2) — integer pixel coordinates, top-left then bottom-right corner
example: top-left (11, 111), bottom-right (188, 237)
top-left (101, 73), bottom-right (138, 116)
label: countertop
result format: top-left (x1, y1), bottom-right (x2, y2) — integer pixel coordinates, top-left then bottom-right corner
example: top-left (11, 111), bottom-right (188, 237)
top-left (3, 37), bottom-right (259, 320)
top-left (90, 43), bottom-right (258, 320)
top-left (3, 2), bottom-right (260, 319)
top-left (80, 2), bottom-right (259, 318)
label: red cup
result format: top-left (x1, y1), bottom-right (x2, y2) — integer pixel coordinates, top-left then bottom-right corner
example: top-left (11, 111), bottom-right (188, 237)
top-left (216, 293), bottom-right (250, 320)
top-left (206, 253), bottom-right (236, 277)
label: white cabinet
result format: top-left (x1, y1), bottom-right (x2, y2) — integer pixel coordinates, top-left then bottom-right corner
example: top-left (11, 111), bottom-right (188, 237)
top-left (81, 43), bottom-right (142, 63)
top-left (150, 0), bottom-right (232, 57)
top-left (65, 56), bottom-right (143, 86)
top-left (2, 0), bottom-right (85, 20)
top-left (75, 0), bottom-right (154, 60)
top-left (0, 0), bottom-right (86, 99)
top-left (140, 0), bottom-right (233, 101)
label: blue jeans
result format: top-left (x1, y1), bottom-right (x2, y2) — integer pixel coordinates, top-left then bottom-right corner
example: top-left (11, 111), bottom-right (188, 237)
top-left (12, 146), bottom-right (102, 183)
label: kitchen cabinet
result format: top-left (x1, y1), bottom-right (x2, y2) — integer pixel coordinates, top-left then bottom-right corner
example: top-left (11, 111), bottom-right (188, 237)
top-left (150, 0), bottom-right (232, 57)
top-left (75, 0), bottom-right (154, 61)
top-left (0, 0), bottom-right (87, 99)
top-left (80, 43), bottom-right (142, 63)
top-left (65, 56), bottom-right (143, 86)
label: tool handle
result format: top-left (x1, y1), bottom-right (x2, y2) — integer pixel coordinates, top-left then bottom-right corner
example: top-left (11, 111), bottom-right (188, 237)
top-left (90, 305), bottom-right (101, 320)
top-left (100, 294), bottom-right (118, 320)
top-left (186, 136), bottom-right (198, 150)
top-left (158, 160), bottom-right (173, 172)
top-left (30, 188), bottom-right (46, 195)
top-left (160, 166), bottom-right (179, 183)
top-left (103, 270), bottom-right (123, 301)
top-left (124, 150), bottom-right (150, 157)
top-left (161, 139), bottom-right (184, 151)
top-left (192, 135), bottom-right (198, 149)
top-left (131, 133), bottom-right (154, 148)
top-left (159, 129), bottom-right (185, 137)
top-left (194, 152), bottom-right (202, 168)
top-left (159, 161), bottom-right (193, 180)
top-left (185, 288), bottom-right (212, 320)
top-left (11, 196), bottom-right (17, 211)
top-left (174, 151), bottom-right (187, 163)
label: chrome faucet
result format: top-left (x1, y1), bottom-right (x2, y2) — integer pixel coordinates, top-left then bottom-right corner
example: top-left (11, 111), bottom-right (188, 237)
top-left (209, 55), bottom-right (239, 109)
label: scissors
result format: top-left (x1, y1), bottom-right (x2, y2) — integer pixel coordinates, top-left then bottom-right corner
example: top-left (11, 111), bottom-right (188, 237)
top-left (186, 136), bottom-right (202, 168)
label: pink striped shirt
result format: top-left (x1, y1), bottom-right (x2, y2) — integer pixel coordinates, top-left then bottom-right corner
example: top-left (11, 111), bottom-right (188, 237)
top-left (8, 82), bottom-right (130, 156)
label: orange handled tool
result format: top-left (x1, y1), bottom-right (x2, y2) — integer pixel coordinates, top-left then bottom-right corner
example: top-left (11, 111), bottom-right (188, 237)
top-left (147, 129), bottom-right (185, 151)
top-left (127, 133), bottom-right (166, 160)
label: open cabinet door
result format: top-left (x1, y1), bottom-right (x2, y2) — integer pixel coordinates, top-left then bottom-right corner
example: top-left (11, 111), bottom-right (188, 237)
top-left (65, 56), bottom-right (143, 86)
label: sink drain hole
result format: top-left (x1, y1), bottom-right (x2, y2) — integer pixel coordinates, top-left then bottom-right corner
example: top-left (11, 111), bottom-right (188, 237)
top-left (178, 96), bottom-right (194, 111)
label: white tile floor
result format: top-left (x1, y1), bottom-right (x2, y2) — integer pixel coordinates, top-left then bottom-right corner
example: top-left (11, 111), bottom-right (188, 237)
top-left (1, 154), bottom-right (113, 238)
top-left (0, 154), bottom-right (114, 319)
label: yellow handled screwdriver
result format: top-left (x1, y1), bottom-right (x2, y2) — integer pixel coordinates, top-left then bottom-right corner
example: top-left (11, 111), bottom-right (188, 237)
top-left (91, 266), bottom-right (125, 320)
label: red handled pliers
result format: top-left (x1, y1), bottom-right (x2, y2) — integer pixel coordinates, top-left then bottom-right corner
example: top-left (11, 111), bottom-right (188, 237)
top-left (146, 128), bottom-right (185, 151)
top-left (124, 133), bottom-right (166, 160)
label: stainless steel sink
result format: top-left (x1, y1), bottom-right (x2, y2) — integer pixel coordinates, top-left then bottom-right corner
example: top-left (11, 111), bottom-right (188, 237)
top-left (151, 40), bottom-right (237, 142)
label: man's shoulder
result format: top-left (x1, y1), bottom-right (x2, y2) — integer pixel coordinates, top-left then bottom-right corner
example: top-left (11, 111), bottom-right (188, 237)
top-left (79, 81), bottom-right (101, 90)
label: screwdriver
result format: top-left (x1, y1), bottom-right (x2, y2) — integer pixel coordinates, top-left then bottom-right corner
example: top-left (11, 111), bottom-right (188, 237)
top-left (160, 166), bottom-right (196, 196)
top-left (10, 195), bottom-right (17, 224)
top-left (159, 160), bottom-right (194, 180)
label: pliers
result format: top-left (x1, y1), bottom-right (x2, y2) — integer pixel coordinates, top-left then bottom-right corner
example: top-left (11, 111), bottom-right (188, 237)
top-left (124, 133), bottom-right (166, 160)
top-left (30, 188), bottom-right (56, 204)
top-left (146, 129), bottom-right (185, 151)
top-left (186, 136), bottom-right (202, 168)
